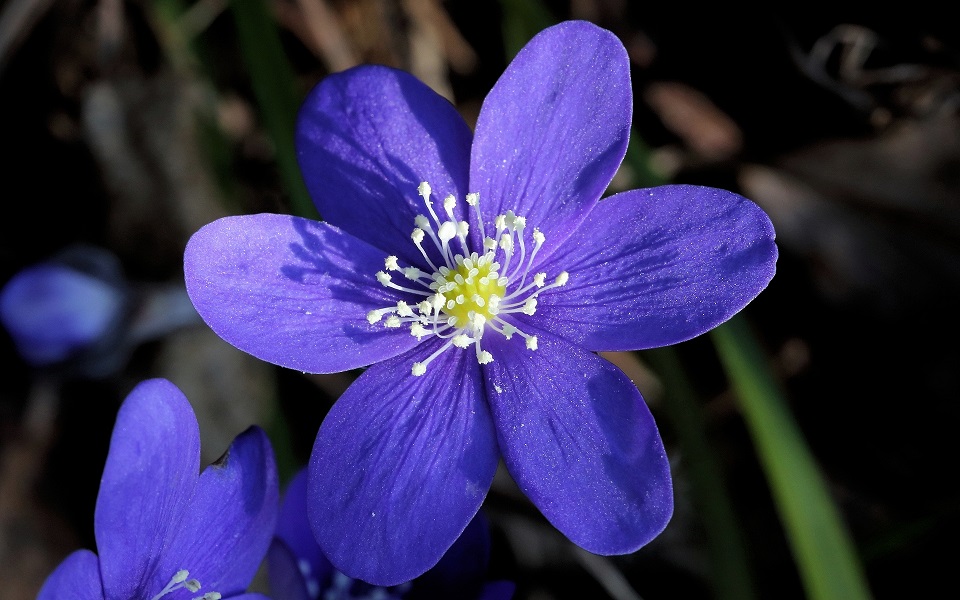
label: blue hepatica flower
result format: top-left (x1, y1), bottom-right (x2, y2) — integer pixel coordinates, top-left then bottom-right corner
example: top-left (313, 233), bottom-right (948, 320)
top-left (184, 21), bottom-right (777, 586)
top-left (268, 469), bottom-right (514, 600)
top-left (37, 379), bottom-right (279, 600)
top-left (1, 262), bottom-right (125, 366)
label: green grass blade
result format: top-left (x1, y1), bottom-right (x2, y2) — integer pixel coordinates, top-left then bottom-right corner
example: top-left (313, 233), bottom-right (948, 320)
top-left (711, 316), bottom-right (873, 600)
top-left (644, 347), bottom-right (757, 600)
top-left (230, 0), bottom-right (318, 219)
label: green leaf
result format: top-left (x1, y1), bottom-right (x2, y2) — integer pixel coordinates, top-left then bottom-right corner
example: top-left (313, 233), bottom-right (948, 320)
top-left (230, 0), bottom-right (318, 219)
top-left (711, 316), bottom-right (873, 600)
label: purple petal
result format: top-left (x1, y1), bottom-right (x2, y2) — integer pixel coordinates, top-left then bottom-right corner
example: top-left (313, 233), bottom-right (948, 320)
top-left (296, 65), bottom-right (473, 268)
top-left (267, 540), bottom-right (314, 600)
top-left (275, 469), bottom-right (333, 585)
top-left (477, 581), bottom-right (517, 600)
top-left (95, 379), bottom-right (200, 600)
top-left (151, 426), bottom-right (278, 598)
top-left (37, 550), bottom-right (104, 600)
top-left (469, 21), bottom-right (631, 255)
top-left (307, 342), bottom-right (499, 586)
top-left (413, 511), bottom-right (490, 595)
top-left (483, 330), bottom-right (673, 554)
top-left (185, 214), bottom-right (421, 373)
top-left (0, 264), bottom-right (124, 365)
top-left (533, 185), bottom-right (778, 350)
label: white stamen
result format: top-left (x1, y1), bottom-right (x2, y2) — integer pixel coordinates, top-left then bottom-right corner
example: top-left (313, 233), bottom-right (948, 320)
top-left (443, 194), bottom-right (456, 219)
top-left (152, 570), bottom-right (220, 600)
top-left (368, 182), bottom-right (569, 371)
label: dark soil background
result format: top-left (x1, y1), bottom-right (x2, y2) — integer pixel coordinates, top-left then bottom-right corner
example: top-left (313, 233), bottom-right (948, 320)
top-left (1, 2), bottom-right (957, 599)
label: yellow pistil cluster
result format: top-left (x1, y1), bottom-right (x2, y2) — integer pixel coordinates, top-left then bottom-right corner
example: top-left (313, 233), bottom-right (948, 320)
top-left (367, 181), bottom-right (569, 375)
top-left (434, 254), bottom-right (507, 327)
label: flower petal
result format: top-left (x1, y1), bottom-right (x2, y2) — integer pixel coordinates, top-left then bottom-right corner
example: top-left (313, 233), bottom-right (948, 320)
top-left (412, 511), bottom-right (490, 596)
top-left (267, 540), bottom-right (315, 600)
top-left (275, 469), bottom-right (333, 586)
top-left (185, 213), bottom-right (421, 373)
top-left (469, 21), bottom-right (631, 254)
top-left (483, 330), bottom-right (673, 554)
top-left (0, 264), bottom-right (124, 365)
top-left (95, 379), bottom-right (200, 600)
top-left (477, 582), bottom-right (517, 600)
top-left (151, 426), bottom-right (278, 597)
top-left (533, 185), bottom-right (778, 350)
top-left (37, 550), bottom-right (104, 600)
top-left (296, 64), bottom-right (473, 268)
top-left (307, 342), bottom-right (499, 586)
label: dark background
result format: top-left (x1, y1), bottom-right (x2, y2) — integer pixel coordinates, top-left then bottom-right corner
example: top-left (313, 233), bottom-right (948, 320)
top-left (1, 1), bottom-right (957, 598)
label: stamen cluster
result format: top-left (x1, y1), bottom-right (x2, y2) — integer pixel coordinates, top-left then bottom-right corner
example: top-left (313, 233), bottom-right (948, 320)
top-left (151, 570), bottom-right (221, 600)
top-left (368, 182), bottom-right (568, 375)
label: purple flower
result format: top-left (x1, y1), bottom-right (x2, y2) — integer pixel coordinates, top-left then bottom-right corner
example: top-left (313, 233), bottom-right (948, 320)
top-left (184, 21), bottom-right (776, 586)
top-left (36, 379), bottom-right (279, 600)
top-left (268, 469), bottom-right (514, 600)
top-left (1, 263), bottom-right (125, 366)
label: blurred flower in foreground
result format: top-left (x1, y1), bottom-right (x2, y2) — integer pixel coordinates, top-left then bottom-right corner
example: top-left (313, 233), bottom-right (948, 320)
top-left (0, 245), bottom-right (201, 377)
top-left (185, 21), bottom-right (777, 584)
top-left (37, 378), bottom-right (278, 600)
top-left (268, 469), bottom-right (514, 600)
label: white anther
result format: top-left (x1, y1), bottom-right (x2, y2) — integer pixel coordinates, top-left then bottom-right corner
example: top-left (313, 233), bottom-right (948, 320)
top-left (410, 323), bottom-right (428, 340)
top-left (172, 571), bottom-right (190, 584)
top-left (483, 237), bottom-right (497, 250)
top-left (385, 315), bottom-right (401, 328)
top-left (533, 272), bottom-right (546, 287)
top-left (501, 323), bottom-right (516, 339)
top-left (499, 234), bottom-right (513, 251)
top-left (521, 298), bottom-right (538, 315)
top-left (478, 351), bottom-right (493, 364)
top-left (466, 192), bottom-right (479, 206)
top-left (375, 271), bottom-right (391, 286)
top-left (472, 313), bottom-right (486, 330)
top-left (526, 336), bottom-right (538, 350)
top-left (404, 266), bottom-right (423, 280)
top-left (555, 271), bottom-right (569, 286)
top-left (412, 362), bottom-right (427, 376)
top-left (396, 301), bottom-right (413, 317)
top-left (443, 194), bottom-right (456, 216)
top-left (453, 334), bottom-right (472, 348)
top-left (185, 580), bottom-right (201, 593)
top-left (438, 221), bottom-right (457, 243)
top-left (418, 181), bottom-right (431, 199)
top-left (430, 294), bottom-right (446, 311)
top-left (533, 228), bottom-right (545, 244)
top-left (417, 300), bottom-right (432, 315)
top-left (411, 228), bottom-right (425, 243)
top-left (513, 215), bottom-right (527, 230)
top-left (495, 215), bottom-right (507, 230)
top-left (384, 256), bottom-right (399, 271)
top-left (414, 215), bottom-right (430, 229)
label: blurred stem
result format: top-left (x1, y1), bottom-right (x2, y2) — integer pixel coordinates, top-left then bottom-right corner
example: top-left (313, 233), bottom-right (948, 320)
top-left (499, 0), bottom-right (554, 59)
top-left (711, 316), bottom-right (873, 600)
top-left (230, 0), bottom-right (318, 219)
top-left (267, 396), bottom-right (299, 485)
top-left (643, 347), bottom-right (757, 600)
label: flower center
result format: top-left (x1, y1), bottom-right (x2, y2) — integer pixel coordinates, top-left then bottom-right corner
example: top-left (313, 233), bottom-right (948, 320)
top-left (368, 181), bottom-right (568, 375)
top-left (151, 570), bottom-right (220, 600)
